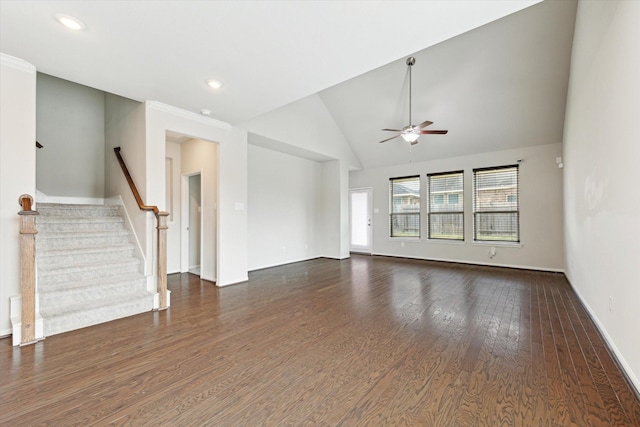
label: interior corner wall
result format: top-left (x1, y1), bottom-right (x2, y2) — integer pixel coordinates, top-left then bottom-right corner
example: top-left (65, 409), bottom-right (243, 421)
top-left (180, 138), bottom-right (218, 281)
top-left (36, 73), bottom-right (105, 198)
top-left (240, 93), bottom-right (362, 170)
top-left (563, 0), bottom-right (640, 391)
top-left (104, 94), bottom-right (152, 274)
top-left (349, 143), bottom-right (564, 271)
top-left (145, 103), bottom-right (248, 286)
top-left (320, 160), bottom-right (349, 259)
top-left (0, 55), bottom-right (36, 336)
top-left (247, 144), bottom-right (322, 270)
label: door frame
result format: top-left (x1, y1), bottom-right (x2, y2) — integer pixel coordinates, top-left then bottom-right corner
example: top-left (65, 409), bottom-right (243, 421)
top-left (349, 187), bottom-right (373, 254)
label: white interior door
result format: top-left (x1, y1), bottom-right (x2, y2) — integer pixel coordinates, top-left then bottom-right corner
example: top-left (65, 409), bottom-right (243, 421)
top-left (350, 188), bottom-right (372, 253)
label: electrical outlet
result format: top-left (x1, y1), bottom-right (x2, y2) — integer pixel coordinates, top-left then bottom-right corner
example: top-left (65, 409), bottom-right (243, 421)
top-left (609, 296), bottom-right (613, 312)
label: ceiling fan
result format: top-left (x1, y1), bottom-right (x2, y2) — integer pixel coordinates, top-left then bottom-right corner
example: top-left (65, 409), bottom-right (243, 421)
top-left (379, 57), bottom-right (448, 145)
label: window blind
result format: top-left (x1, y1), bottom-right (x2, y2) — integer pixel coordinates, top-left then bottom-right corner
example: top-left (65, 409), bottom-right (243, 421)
top-left (389, 176), bottom-right (420, 238)
top-left (473, 165), bottom-right (519, 242)
top-left (427, 171), bottom-right (464, 240)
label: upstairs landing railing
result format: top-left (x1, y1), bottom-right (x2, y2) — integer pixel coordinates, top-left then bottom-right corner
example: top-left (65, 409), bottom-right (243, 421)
top-left (114, 147), bottom-right (169, 310)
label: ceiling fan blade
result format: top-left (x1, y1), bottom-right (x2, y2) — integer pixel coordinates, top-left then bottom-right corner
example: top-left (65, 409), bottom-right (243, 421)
top-left (418, 130), bottom-right (448, 135)
top-left (415, 120), bottom-right (433, 129)
top-left (382, 128), bottom-right (402, 132)
top-left (379, 134), bottom-right (400, 143)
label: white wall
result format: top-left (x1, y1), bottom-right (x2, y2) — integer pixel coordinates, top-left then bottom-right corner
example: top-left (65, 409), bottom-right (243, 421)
top-left (242, 93), bottom-right (360, 261)
top-left (145, 102), bottom-right (248, 286)
top-left (349, 143), bottom-right (565, 271)
top-left (563, 0), bottom-right (640, 390)
top-left (181, 138), bottom-right (217, 281)
top-left (165, 141), bottom-right (181, 273)
top-left (104, 94), bottom-right (152, 275)
top-left (36, 73), bottom-right (105, 198)
top-left (0, 54), bottom-right (36, 336)
top-left (248, 145), bottom-right (322, 270)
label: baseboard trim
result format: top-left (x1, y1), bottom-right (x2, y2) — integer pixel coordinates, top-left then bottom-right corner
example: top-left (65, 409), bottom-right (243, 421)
top-left (248, 256), bottom-right (323, 273)
top-left (370, 252), bottom-right (565, 273)
top-left (566, 278), bottom-right (640, 398)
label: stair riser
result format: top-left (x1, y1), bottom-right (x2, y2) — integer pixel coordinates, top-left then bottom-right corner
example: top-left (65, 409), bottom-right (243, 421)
top-left (43, 296), bottom-right (153, 336)
top-left (39, 281), bottom-right (148, 307)
top-left (37, 207), bottom-right (121, 217)
top-left (38, 249), bottom-right (135, 267)
top-left (37, 235), bottom-right (131, 250)
top-left (39, 263), bottom-right (140, 285)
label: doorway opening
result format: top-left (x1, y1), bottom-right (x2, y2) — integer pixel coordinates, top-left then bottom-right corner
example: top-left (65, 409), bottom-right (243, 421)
top-left (187, 174), bottom-right (202, 276)
top-left (349, 188), bottom-right (373, 254)
top-left (165, 131), bottom-right (218, 282)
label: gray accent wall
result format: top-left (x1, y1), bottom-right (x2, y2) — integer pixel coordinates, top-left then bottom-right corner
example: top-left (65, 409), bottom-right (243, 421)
top-left (36, 73), bottom-right (105, 198)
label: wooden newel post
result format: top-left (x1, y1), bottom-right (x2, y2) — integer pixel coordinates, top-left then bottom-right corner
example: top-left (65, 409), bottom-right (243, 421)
top-left (156, 212), bottom-right (170, 310)
top-left (18, 194), bottom-right (38, 345)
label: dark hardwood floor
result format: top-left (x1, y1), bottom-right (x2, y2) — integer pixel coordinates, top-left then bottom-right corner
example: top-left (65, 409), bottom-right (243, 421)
top-left (1, 255), bottom-right (639, 426)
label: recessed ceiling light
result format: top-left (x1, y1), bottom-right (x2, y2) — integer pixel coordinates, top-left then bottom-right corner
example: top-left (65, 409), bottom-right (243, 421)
top-left (207, 79), bottom-right (223, 89)
top-left (55, 13), bottom-right (86, 31)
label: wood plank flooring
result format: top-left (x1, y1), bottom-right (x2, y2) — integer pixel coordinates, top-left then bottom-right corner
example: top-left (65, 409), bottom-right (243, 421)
top-left (1, 255), bottom-right (639, 426)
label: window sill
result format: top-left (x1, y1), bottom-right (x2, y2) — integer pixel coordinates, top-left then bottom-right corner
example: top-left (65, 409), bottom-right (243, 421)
top-left (472, 241), bottom-right (522, 248)
top-left (426, 239), bottom-right (466, 245)
top-left (389, 237), bottom-right (421, 242)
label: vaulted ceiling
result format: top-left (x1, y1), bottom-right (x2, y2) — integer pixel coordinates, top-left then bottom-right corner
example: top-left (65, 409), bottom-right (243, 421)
top-left (1, 0), bottom-right (577, 169)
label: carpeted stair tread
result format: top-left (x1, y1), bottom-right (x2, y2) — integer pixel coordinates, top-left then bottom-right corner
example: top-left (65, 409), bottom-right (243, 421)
top-left (38, 229), bottom-right (129, 238)
top-left (37, 203), bottom-right (121, 217)
top-left (39, 243), bottom-right (134, 256)
top-left (36, 202), bottom-right (155, 337)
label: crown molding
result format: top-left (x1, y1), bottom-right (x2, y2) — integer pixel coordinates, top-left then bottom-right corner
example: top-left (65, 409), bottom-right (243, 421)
top-left (146, 101), bottom-right (232, 131)
top-left (0, 54), bottom-right (36, 73)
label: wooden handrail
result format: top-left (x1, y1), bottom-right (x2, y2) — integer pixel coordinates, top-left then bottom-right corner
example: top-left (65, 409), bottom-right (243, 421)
top-left (18, 194), bottom-right (39, 345)
top-left (114, 147), bottom-right (160, 217)
top-left (114, 147), bottom-right (169, 311)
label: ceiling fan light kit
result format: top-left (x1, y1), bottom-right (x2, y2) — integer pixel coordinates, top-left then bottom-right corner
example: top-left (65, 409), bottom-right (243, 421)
top-left (380, 56), bottom-right (448, 146)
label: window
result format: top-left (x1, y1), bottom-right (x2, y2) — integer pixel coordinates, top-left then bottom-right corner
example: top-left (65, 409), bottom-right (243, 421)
top-left (473, 165), bottom-right (519, 242)
top-left (389, 176), bottom-right (420, 238)
top-left (427, 171), bottom-right (464, 240)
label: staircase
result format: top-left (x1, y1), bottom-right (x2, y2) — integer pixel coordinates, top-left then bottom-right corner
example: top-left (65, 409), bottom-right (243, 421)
top-left (36, 203), bottom-right (154, 336)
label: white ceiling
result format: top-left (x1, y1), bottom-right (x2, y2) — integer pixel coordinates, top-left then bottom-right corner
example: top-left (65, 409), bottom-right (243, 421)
top-left (319, 0), bottom-right (578, 168)
top-left (0, 0), bottom-right (577, 170)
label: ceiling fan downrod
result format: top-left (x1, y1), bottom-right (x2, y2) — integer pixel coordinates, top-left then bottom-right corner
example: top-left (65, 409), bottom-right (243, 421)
top-left (407, 56), bottom-right (415, 127)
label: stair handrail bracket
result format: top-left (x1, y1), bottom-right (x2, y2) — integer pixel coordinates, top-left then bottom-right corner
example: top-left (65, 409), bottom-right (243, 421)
top-left (114, 148), bottom-right (169, 310)
top-left (18, 194), bottom-right (40, 345)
